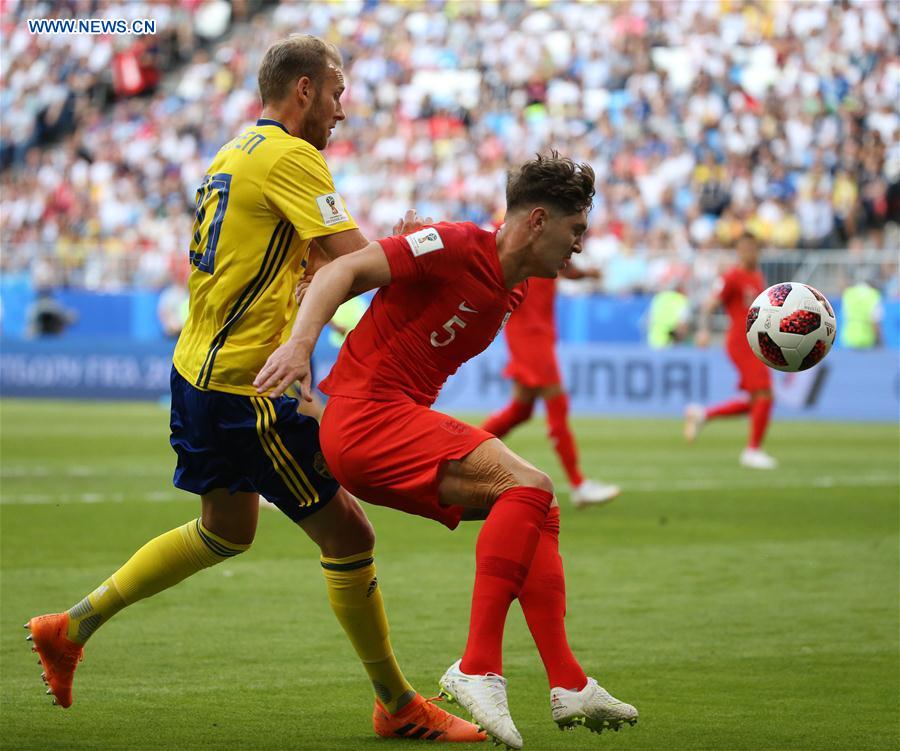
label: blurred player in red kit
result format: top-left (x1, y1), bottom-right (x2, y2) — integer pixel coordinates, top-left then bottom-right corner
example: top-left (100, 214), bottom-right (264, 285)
top-left (482, 272), bottom-right (620, 507)
top-left (254, 153), bottom-right (638, 749)
top-left (685, 232), bottom-right (776, 469)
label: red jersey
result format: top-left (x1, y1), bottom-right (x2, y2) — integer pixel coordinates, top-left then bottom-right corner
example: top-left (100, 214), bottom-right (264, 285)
top-left (505, 276), bottom-right (557, 340)
top-left (319, 222), bottom-right (527, 407)
top-left (718, 266), bottom-right (765, 345)
top-left (502, 276), bottom-right (561, 387)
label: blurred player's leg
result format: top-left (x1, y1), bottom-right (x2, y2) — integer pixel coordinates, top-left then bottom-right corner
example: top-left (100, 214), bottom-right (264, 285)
top-left (704, 397), bottom-right (752, 420)
top-left (481, 397), bottom-right (534, 438)
top-left (544, 389), bottom-right (620, 507)
top-left (748, 390), bottom-right (773, 450)
top-left (705, 398), bottom-right (752, 418)
top-left (738, 361), bottom-right (775, 468)
top-left (545, 391), bottom-right (584, 487)
top-left (741, 390), bottom-right (777, 469)
top-left (683, 403), bottom-right (706, 442)
top-left (28, 489), bottom-right (256, 707)
top-left (684, 398), bottom-right (751, 443)
top-left (484, 379), bottom-right (619, 507)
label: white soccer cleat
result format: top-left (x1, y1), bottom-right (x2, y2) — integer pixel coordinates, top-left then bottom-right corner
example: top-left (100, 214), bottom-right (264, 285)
top-left (550, 677), bottom-right (638, 734)
top-left (570, 479), bottom-right (620, 508)
top-left (683, 403), bottom-right (706, 443)
top-left (438, 659), bottom-right (523, 750)
top-left (740, 448), bottom-right (778, 470)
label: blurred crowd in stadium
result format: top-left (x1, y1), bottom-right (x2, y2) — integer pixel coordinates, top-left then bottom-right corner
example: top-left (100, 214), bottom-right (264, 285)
top-left (1, 0), bottom-right (898, 299)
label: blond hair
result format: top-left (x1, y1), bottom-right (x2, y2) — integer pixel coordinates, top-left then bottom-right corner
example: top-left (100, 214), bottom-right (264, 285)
top-left (257, 35), bottom-right (343, 105)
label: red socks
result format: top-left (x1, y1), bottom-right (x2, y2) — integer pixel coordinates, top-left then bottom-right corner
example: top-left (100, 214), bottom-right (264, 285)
top-left (545, 394), bottom-right (583, 487)
top-left (518, 507), bottom-right (587, 690)
top-left (482, 399), bottom-right (534, 439)
top-left (704, 397), bottom-right (751, 419)
top-left (749, 396), bottom-right (772, 449)
top-left (460, 487), bottom-right (553, 676)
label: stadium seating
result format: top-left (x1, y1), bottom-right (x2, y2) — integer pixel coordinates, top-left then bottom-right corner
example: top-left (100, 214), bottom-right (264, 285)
top-left (1, 0), bottom-right (897, 296)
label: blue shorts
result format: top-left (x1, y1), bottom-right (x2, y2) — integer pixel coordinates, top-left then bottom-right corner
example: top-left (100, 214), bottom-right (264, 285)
top-left (169, 367), bottom-right (338, 523)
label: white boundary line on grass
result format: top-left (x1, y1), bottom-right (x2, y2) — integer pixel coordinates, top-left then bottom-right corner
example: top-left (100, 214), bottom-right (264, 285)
top-left (0, 491), bottom-right (185, 505)
top-left (1, 475), bottom-right (896, 505)
top-left (1, 465), bottom-right (164, 478)
top-left (623, 474), bottom-right (899, 492)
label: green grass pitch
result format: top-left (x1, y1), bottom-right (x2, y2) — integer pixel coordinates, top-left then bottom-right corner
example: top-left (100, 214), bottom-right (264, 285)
top-left (1, 399), bottom-right (897, 751)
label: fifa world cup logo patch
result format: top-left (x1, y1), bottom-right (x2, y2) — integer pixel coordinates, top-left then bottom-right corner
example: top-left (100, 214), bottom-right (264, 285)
top-left (313, 451), bottom-right (334, 479)
top-left (316, 192), bottom-right (349, 226)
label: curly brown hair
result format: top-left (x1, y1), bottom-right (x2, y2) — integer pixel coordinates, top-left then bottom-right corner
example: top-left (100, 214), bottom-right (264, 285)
top-left (506, 151), bottom-right (596, 215)
top-left (258, 35), bottom-right (343, 105)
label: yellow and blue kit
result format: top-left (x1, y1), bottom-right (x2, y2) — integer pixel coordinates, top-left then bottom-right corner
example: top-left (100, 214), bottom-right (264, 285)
top-left (170, 119), bottom-right (355, 520)
top-left (173, 119), bottom-right (357, 393)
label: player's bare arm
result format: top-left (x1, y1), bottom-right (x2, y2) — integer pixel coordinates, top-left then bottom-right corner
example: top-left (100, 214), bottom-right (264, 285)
top-left (559, 261), bottom-right (600, 281)
top-left (255, 242), bottom-right (392, 398)
top-left (695, 291), bottom-right (720, 347)
top-left (315, 227), bottom-right (370, 259)
top-left (314, 211), bottom-right (432, 263)
top-left (296, 213), bottom-right (431, 306)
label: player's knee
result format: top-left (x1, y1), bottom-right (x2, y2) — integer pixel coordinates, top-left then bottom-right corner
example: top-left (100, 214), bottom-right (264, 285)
top-left (315, 490), bottom-right (376, 557)
top-left (345, 507), bottom-right (376, 552)
top-left (546, 418), bottom-right (566, 440)
top-left (200, 489), bottom-right (259, 547)
top-left (201, 523), bottom-right (254, 553)
top-left (480, 453), bottom-right (554, 503)
top-left (516, 399), bottom-right (536, 420)
top-left (515, 468), bottom-right (554, 496)
top-left (201, 515), bottom-right (256, 548)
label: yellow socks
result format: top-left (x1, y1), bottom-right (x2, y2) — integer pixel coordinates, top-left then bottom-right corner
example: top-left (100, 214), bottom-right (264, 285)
top-left (321, 550), bottom-right (415, 714)
top-left (66, 519), bottom-right (248, 644)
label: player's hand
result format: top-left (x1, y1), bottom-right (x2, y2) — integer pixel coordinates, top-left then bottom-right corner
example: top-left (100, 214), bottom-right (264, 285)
top-left (294, 276), bottom-right (312, 306)
top-left (254, 338), bottom-right (313, 399)
top-left (393, 209), bottom-right (434, 235)
top-left (695, 329), bottom-right (711, 348)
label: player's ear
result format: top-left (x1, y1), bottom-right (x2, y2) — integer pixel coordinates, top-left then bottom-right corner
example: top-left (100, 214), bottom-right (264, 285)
top-left (529, 207), bottom-right (548, 235)
top-left (295, 76), bottom-right (313, 106)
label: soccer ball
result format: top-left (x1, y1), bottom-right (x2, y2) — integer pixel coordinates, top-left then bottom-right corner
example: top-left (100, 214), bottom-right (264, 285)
top-left (746, 282), bottom-right (837, 372)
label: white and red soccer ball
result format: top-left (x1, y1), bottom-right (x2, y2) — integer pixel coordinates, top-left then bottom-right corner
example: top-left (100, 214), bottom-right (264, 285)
top-left (746, 282), bottom-right (837, 372)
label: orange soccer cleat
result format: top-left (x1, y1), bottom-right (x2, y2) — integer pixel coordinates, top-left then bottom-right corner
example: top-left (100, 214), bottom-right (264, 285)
top-left (373, 692), bottom-right (488, 742)
top-left (26, 613), bottom-right (84, 708)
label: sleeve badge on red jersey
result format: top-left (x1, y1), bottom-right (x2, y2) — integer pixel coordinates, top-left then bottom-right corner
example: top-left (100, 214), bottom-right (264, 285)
top-left (406, 227), bottom-right (444, 257)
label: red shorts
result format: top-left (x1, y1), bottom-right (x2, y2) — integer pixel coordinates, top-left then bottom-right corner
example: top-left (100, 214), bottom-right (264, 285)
top-left (504, 331), bottom-right (561, 389)
top-left (727, 337), bottom-right (772, 393)
top-left (319, 396), bottom-right (494, 530)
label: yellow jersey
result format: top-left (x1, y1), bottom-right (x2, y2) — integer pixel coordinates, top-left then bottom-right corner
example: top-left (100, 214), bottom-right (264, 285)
top-left (173, 119), bottom-right (357, 395)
